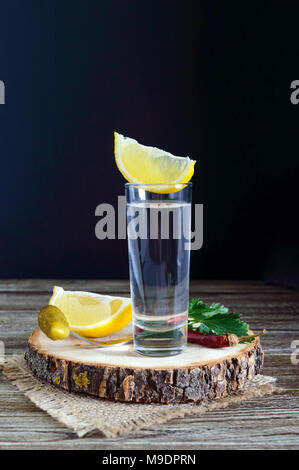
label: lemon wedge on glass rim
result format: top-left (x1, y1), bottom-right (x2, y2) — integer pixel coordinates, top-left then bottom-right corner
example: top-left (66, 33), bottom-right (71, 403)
top-left (49, 286), bottom-right (132, 337)
top-left (114, 132), bottom-right (196, 193)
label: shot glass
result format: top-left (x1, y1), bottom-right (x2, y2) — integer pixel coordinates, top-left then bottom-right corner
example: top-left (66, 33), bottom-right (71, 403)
top-left (126, 183), bottom-right (192, 357)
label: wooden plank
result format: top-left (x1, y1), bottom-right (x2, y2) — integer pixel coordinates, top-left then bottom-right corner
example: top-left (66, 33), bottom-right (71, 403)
top-left (0, 279), bottom-right (296, 294)
top-left (0, 365), bottom-right (298, 450)
top-left (0, 280), bottom-right (298, 450)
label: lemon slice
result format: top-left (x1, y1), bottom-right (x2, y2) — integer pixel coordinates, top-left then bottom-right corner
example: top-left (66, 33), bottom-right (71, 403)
top-left (114, 132), bottom-right (196, 192)
top-left (49, 286), bottom-right (132, 337)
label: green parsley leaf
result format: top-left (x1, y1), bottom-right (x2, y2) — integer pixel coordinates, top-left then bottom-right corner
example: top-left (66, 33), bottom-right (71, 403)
top-left (239, 337), bottom-right (255, 344)
top-left (196, 313), bottom-right (250, 336)
top-left (188, 299), bottom-right (228, 322)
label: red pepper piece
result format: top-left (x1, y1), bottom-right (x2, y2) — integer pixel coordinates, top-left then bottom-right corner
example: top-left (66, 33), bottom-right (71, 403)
top-left (188, 330), bottom-right (230, 348)
top-left (166, 315), bottom-right (187, 325)
top-left (187, 329), bottom-right (266, 348)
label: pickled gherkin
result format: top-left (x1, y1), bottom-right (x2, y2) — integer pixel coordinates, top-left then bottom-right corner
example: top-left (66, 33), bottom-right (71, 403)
top-left (38, 305), bottom-right (70, 340)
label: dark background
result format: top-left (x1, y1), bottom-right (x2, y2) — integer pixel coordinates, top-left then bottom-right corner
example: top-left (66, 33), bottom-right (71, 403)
top-left (0, 1), bottom-right (298, 280)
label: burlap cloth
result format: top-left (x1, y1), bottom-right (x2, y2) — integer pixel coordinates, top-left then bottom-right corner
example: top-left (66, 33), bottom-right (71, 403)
top-left (2, 355), bottom-right (283, 438)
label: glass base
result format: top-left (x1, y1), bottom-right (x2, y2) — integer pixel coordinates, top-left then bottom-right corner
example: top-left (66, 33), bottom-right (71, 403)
top-left (134, 344), bottom-right (186, 357)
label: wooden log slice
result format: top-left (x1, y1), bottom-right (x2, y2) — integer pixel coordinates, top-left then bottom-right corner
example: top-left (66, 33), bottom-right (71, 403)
top-left (25, 328), bottom-right (263, 404)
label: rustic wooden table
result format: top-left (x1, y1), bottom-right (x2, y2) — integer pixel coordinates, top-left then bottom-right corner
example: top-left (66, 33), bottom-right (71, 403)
top-left (0, 280), bottom-right (298, 450)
